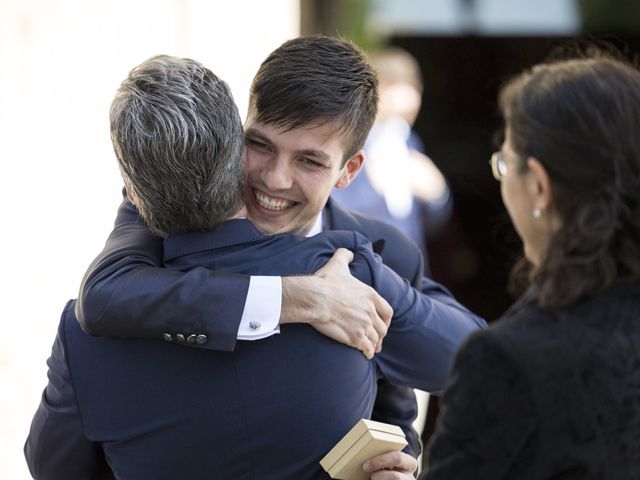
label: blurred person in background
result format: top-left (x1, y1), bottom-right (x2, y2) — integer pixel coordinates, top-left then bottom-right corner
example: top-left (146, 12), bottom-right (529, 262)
top-left (364, 51), bottom-right (640, 479)
top-left (331, 47), bottom-right (452, 271)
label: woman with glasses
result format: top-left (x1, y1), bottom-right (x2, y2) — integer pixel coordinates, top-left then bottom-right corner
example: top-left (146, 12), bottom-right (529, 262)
top-left (364, 52), bottom-right (640, 479)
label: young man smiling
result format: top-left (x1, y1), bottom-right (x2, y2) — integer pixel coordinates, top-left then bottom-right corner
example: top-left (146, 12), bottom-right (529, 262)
top-left (243, 120), bottom-right (361, 236)
top-left (75, 36), bottom-right (485, 458)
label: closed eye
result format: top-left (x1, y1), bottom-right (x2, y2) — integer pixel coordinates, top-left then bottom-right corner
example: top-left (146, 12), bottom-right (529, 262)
top-left (246, 137), bottom-right (272, 153)
top-left (299, 157), bottom-right (324, 168)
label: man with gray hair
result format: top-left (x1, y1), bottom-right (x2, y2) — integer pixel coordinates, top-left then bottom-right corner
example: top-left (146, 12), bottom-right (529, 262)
top-left (111, 56), bottom-right (246, 236)
top-left (26, 54), bottom-right (480, 479)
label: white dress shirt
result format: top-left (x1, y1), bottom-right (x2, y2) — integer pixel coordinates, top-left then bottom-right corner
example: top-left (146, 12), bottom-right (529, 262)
top-left (236, 213), bottom-right (323, 340)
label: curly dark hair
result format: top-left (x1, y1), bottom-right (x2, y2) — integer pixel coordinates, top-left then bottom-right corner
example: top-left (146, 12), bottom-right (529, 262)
top-left (499, 52), bottom-right (640, 308)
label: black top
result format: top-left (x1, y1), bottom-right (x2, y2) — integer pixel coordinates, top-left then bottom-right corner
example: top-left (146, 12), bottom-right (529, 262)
top-left (424, 279), bottom-right (640, 479)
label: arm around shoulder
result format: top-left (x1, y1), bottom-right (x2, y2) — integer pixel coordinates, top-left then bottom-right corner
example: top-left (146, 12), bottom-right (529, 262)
top-left (76, 196), bottom-right (250, 352)
top-left (367, 253), bottom-right (484, 392)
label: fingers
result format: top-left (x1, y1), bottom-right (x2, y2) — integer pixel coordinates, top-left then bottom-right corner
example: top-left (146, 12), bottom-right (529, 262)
top-left (308, 247), bottom-right (394, 360)
top-left (372, 290), bottom-right (393, 327)
top-left (359, 339), bottom-right (375, 360)
top-left (366, 286), bottom-right (391, 353)
top-left (357, 327), bottom-right (377, 360)
top-left (329, 248), bottom-right (354, 267)
top-left (354, 289), bottom-right (391, 358)
top-left (371, 314), bottom-right (388, 353)
top-left (370, 471), bottom-right (415, 480)
top-left (315, 248), bottom-right (354, 277)
top-left (351, 323), bottom-right (383, 360)
top-left (363, 451), bottom-right (418, 476)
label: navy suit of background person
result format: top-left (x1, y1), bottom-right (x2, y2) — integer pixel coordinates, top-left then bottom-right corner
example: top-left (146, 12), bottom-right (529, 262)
top-left (25, 55), bottom-right (484, 479)
top-left (331, 47), bottom-right (453, 270)
top-left (74, 35), bottom-right (486, 457)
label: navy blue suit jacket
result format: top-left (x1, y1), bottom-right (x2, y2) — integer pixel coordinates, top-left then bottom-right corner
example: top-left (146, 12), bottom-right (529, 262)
top-left (26, 220), bottom-right (483, 479)
top-left (72, 198), bottom-right (484, 453)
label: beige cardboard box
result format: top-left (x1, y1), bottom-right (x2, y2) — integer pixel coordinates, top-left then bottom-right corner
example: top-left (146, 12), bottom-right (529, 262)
top-left (320, 419), bottom-right (408, 480)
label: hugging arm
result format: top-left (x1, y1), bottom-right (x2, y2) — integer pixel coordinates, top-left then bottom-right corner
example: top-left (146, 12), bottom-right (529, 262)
top-left (76, 197), bottom-right (249, 351)
top-left (355, 243), bottom-right (485, 393)
top-left (77, 193), bottom-right (391, 356)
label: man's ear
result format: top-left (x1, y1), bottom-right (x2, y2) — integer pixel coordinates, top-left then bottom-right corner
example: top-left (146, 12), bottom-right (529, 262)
top-left (335, 149), bottom-right (365, 189)
top-left (123, 181), bottom-right (138, 206)
top-left (527, 157), bottom-right (553, 211)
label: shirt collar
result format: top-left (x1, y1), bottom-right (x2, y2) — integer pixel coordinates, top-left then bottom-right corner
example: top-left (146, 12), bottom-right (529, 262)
top-left (306, 211), bottom-right (324, 237)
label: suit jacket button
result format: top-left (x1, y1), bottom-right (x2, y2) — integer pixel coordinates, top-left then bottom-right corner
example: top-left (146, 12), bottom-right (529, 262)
top-left (176, 334), bottom-right (186, 343)
top-left (195, 334), bottom-right (208, 345)
top-left (162, 333), bottom-right (173, 342)
top-left (187, 334), bottom-right (197, 344)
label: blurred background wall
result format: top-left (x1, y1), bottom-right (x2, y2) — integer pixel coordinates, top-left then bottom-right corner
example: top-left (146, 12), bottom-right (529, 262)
top-left (3, 1), bottom-right (640, 478)
top-left (0, 1), bottom-right (298, 478)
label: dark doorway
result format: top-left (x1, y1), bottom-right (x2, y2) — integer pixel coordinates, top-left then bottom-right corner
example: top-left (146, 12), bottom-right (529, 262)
top-left (390, 34), bottom-right (640, 322)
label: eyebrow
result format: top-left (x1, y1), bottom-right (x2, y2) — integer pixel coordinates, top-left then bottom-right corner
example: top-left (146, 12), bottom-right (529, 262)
top-left (244, 128), bottom-right (272, 145)
top-left (298, 148), bottom-right (330, 162)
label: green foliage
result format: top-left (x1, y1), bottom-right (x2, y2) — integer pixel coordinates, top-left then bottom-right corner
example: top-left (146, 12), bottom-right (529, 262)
top-left (579, 0), bottom-right (640, 33)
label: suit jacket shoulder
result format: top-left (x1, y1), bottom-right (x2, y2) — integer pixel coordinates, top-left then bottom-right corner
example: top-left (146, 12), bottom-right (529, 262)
top-left (325, 198), bottom-right (424, 287)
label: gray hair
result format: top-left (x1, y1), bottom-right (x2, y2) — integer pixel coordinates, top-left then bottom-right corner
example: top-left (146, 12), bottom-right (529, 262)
top-left (110, 55), bottom-right (245, 236)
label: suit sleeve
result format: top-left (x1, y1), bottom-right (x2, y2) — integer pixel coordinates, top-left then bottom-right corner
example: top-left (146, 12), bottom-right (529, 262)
top-left (75, 195), bottom-right (250, 352)
top-left (423, 332), bottom-right (537, 479)
top-left (25, 302), bottom-right (113, 480)
top-left (359, 244), bottom-right (485, 393)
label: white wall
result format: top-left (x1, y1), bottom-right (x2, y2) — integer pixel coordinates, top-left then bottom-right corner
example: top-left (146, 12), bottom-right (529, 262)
top-left (0, 1), bottom-right (298, 477)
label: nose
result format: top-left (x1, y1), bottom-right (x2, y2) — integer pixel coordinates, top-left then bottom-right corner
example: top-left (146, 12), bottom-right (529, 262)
top-left (261, 155), bottom-right (293, 191)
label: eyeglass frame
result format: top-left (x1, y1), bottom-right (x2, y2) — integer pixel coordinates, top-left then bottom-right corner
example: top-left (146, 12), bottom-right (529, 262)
top-left (490, 151), bottom-right (508, 181)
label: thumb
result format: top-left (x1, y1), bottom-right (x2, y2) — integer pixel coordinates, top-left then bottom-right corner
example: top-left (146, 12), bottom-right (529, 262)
top-left (316, 248), bottom-right (354, 276)
top-left (331, 248), bottom-right (355, 265)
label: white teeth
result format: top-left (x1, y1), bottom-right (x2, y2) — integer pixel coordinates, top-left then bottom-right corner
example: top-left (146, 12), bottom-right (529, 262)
top-left (254, 190), bottom-right (294, 211)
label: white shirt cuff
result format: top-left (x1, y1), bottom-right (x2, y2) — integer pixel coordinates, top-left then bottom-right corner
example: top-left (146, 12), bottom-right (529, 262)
top-left (237, 276), bottom-right (282, 340)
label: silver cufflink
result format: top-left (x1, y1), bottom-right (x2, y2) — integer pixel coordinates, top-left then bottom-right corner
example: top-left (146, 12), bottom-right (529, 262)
top-left (249, 321), bottom-right (261, 330)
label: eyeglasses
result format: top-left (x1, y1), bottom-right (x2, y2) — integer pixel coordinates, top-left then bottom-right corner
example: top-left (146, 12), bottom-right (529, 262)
top-left (490, 151), bottom-right (507, 181)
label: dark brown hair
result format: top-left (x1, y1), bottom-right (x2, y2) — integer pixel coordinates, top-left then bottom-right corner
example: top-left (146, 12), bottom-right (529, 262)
top-left (499, 52), bottom-right (640, 308)
top-left (248, 35), bottom-right (378, 163)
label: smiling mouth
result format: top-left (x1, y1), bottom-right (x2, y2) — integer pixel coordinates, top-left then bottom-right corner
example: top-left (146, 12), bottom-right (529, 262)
top-left (253, 189), bottom-right (297, 211)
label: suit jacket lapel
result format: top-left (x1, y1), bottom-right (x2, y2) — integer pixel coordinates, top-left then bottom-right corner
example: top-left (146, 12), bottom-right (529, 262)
top-left (324, 198), bottom-right (386, 255)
